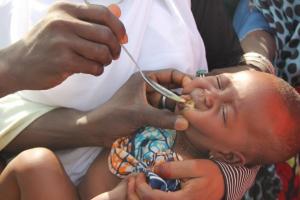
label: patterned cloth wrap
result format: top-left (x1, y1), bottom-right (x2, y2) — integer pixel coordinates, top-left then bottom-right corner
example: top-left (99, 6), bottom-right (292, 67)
top-left (108, 126), bottom-right (182, 192)
top-left (251, 0), bottom-right (300, 87)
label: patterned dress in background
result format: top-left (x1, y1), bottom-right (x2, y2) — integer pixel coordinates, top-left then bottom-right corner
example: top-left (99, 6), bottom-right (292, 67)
top-left (236, 0), bottom-right (300, 199)
top-left (251, 0), bottom-right (300, 87)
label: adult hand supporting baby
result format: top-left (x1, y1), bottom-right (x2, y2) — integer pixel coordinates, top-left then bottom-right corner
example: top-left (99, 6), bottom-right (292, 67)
top-left (0, 2), bottom-right (127, 97)
top-left (5, 69), bottom-right (191, 152)
top-left (78, 69), bottom-right (191, 146)
top-left (128, 159), bottom-right (224, 200)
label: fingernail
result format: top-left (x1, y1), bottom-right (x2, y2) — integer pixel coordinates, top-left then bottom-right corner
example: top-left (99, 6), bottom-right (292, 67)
top-left (154, 164), bottom-right (170, 178)
top-left (153, 165), bottom-right (161, 174)
top-left (95, 66), bottom-right (104, 76)
top-left (120, 34), bottom-right (128, 44)
top-left (108, 4), bottom-right (121, 17)
top-left (175, 116), bottom-right (188, 131)
top-left (62, 72), bottom-right (71, 80)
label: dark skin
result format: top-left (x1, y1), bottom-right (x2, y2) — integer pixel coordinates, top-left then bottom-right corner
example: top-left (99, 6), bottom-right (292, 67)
top-left (126, 160), bottom-right (224, 200)
top-left (0, 2), bottom-right (127, 97)
top-left (0, 2), bottom-right (188, 153)
top-left (128, 6), bottom-right (277, 200)
top-left (0, 148), bottom-right (78, 200)
top-left (209, 30), bottom-right (276, 76)
top-left (0, 69), bottom-right (191, 200)
top-left (0, 1), bottom-right (126, 175)
top-left (0, 2), bottom-right (226, 199)
top-left (4, 69), bottom-right (190, 153)
top-left (1, 2), bottom-right (277, 200)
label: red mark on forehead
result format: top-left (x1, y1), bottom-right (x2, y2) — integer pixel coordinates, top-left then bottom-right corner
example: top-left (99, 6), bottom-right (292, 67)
top-left (267, 96), bottom-right (294, 138)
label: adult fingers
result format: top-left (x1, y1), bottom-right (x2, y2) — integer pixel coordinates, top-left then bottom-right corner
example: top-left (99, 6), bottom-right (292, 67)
top-left (65, 52), bottom-right (104, 76)
top-left (135, 173), bottom-right (222, 200)
top-left (72, 21), bottom-right (121, 59)
top-left (182, 76), bottom-right (214, 94)
top-left (141, 106), bottom-right (188, 131)
top-left (74, 3), bottom-right (127, 43)
top-left (71, 35), bottom-right (114, 66)
top-left (147, 69), bottom-right (192, 92)
top-left (127, 176), bottom-right (140, 200)
top-left (154, 159), bottom-right (218, 179)
top-left (147, 92), bottom-right (177, 111)
top-left (107, 4), bottom-right (121, 17)
top-left (179, 107), bottom-right (204, 127)
top-left (50, 2), bottom-right (127, 43)
top-left (134, 174), bottom-right (186, 200)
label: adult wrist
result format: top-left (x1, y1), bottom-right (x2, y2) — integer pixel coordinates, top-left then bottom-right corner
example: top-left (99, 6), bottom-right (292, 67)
top-left (240, 52), bottom-right (275, 74)
top-left (0, 46), bottom-right (21, 96)
top-left (75, 105), bottom-right (113, 147)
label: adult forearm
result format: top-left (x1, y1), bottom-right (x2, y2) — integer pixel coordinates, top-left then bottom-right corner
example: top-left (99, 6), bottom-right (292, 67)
top-left (0, 46), bottom-right (20, 97)
top-left (3, 70), bottom-right (188, 154)
top-left (241, 30), bottom-right (276, 62)
top-left (3, 108), bottom-right (107, 153)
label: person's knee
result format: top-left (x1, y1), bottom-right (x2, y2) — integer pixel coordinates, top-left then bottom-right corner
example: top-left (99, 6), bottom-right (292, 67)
top-left (14, 148), bottom-right (61, 173)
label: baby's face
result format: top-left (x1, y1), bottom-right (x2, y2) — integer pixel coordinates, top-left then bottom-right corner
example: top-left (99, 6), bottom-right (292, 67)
top-left (178, 71), bottom-right (289, 165)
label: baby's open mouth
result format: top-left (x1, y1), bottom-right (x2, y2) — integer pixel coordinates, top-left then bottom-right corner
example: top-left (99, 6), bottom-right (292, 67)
top-left (178, 88), bottom-right (208, 111)
top-left (184, 99), bottom-right (195, 109)
top-left (177, 95), bottom-right (195, 110)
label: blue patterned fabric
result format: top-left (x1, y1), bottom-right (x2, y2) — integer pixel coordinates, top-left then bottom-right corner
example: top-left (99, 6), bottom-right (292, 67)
top-left (252, 0), bottom-right (300, 87)
top-left (233, 0), bottom-right (272, 40)
top-left (108, 126), bottom-right (181, 191)
top-left (234, 0), bottom-right (300, 87)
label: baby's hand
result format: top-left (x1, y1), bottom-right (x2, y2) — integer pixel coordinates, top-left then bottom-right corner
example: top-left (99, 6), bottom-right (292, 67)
top-left (91, 179), bottom-right (127, 200)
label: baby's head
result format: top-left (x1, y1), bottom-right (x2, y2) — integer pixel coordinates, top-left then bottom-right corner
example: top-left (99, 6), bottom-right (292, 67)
top-left (179, 70), bottom-right (300, 166)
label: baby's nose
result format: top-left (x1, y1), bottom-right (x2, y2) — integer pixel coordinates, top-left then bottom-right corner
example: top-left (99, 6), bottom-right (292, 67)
top-left (190, 89), bottom-right (207, 111)
top-left (205, 93), bottom-right (214, 109)
top-left (191, 88), bottom-right (220, 111)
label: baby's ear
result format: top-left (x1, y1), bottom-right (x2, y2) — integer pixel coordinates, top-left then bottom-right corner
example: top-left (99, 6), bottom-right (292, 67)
top-left (210, 151), bottom-right (246, 165)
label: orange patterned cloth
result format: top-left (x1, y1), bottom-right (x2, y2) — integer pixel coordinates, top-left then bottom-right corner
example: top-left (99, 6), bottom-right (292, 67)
top-left (108, 126), bottom-right (182, 191)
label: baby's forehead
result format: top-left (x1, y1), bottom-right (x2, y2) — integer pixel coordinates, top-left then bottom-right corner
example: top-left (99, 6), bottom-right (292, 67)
top-left (241, 89), bottom-right (285, 127)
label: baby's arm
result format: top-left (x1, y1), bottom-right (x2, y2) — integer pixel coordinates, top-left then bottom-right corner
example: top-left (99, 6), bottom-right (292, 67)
top-left (91, 178), bottom-right (128, 200)
top-left (78, 149), bottom-right (122, 200)
top-left (0, 148), bottom-right (78, 200)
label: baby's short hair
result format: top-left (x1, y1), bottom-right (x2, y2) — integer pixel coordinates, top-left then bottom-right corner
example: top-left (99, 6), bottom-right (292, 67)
top-left (249, 76), bottom-right (300, 166)
top-left (276, 78), bottom-right (300, 158)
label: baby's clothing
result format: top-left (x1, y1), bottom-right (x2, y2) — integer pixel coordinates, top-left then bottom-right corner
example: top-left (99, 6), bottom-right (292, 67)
top-left (108, 126), bottom-right (182, 191)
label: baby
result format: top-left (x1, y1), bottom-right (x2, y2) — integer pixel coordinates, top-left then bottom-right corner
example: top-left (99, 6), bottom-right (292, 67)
top-left (78, 70), bottom-right (300, 199)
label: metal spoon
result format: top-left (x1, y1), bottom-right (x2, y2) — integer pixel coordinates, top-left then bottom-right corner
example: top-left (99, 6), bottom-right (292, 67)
top-left (84, 0), bottom-right (186, 103)
top-left (121, 46), bottom-right (186, 103)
